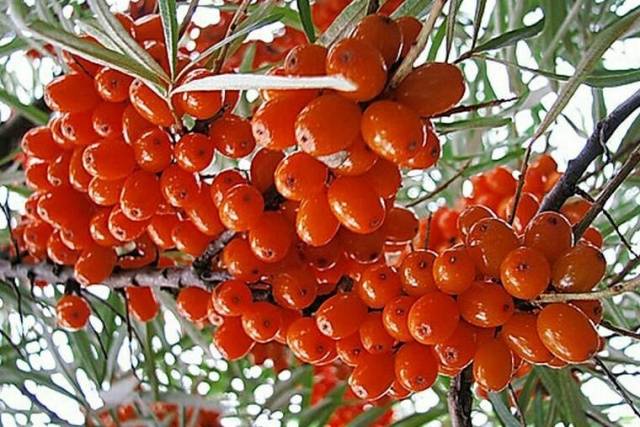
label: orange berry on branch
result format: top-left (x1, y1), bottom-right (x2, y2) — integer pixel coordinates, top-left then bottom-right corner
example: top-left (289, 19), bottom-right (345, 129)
top-left (537, 303), bottom-right (599, 363)
top-left (433, 246), bottom-right (476, 295)
top-left (359, 312), bottom-right (395, 354)
top-left (357, 264), bottom-right (402, 309)
top-left (382, 295), bottom-right (416, 342)
top-left (316, 292), bottom-right (368, 339)
top-left (472, 338), bottom-right (513, 392)
top-left (57, 294), bottom-right (91, 331)
top-left (500, 312), bottom-right (553, 364)
top-left (500, 247), bottom-right (551, 300)
top-left (551, 243), bottom-right (606, 293)
top-left (219, 183), bottom-right (264, 232)
top-left (457, 281), bottom-right (514, 328)
top-left (399, 249), bottom-right (438, 296)
top-left (408, 291), bottom-right (459, 344)
top-left (394, 342), bottom-right (439, 392)
top-left (209, 115), bottom-right (256, 159)
top-left (349, 352), bottom-right (395, 400)
top-left (74, 244), bottom-right (117, 285)
top-left (125, 287), bottom-right (159, 322)
top-left (214, 316), bottom-right (255, 361)
top-left (327, 175), bottom-right (386, 234)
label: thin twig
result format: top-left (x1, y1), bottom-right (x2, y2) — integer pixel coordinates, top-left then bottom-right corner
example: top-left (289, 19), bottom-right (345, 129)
top-left (536, 275), bottom-right (640, 302)
top-left (424, 211), bottom-right (433, 250)
top-left (607, 256), bottom-right (640, 286)
top-left (178, 0), bottom-right (200, 39)
top-left (508, 144), bottom-right (533, 225)
top-left (594, 357), bottom-right (640, 418)
top-left (573, 142), bottom-right (640, 239)
top-left (366, 0), bottom-right (379, 14)
top-left (430, 97), bottom-right (519, 118)
top-left (508, 383), bottom-right (526, 427)
top-left (601, 320), bottom-right (640, 340)
top-left (580, 141), bottom-right (637, 183)
top-left (448, 366), bottom-right (473, 427)
top-left (406, 160), bottom-right (472, 207)
top-left (211, 0), bottom-right (251, 73)
top-left (0, 328), bottom-right (26, 359)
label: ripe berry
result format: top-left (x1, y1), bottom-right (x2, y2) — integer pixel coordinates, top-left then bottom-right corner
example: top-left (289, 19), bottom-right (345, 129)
top-left (433, 247), bottom-right (476, 295)
top-left (47, 152), bottom-right (72, 188)
top-left (458, 281), bottom-right (514, 328)
top-left (399, 249), bottom-right (438, 296)
top-left (408, 291), bottom-right (459, 344)
top-left (500, 312), bottom-right (553, 364)
top-left (358, 264), bottom-right (402, 308)
top-left (219, 184), bottom-right (264, 232)
top-left (359, 312), bottom-right (395, 354)
top-left (214, 317), bottom-right (255, 360)
top-left (537, 303), bottom-right (599, 363)
top-left (242, 302), bottom-right (282, 343)
top-left (172, 220), bottom-right (211, 256)
top-left (394, 342), bottom-right (438, 392)
top-left (523, 212), bottom-right (573, 262)
top-left (315, 292), bottom-right (368, 339)
top-left (74, 244), bottom-right (117, 285)
top-left (57, 295), bottom-right (91, 331)
top-left (466, 217), bottom-right (519, 278)
top-left (210, 169), bottom-right (247, 207)
top-left (383, 207), bottom-right (419, 243)
top-left (433, 322), bottom-right (477, 370)
top-left (295, 94), bottom-right (362, 156)
top-left (82, 139), bottom-right (136, 180)
top-left (125, 287), bottom-right (159, 322)
top-left (457, 205), bottom-right (495, 237)
top-left (287, 317), bottom-right (335, 364)
top-left (45, 73), bottom-right (100, 113)
top-left (177, 287), bottom-right (210, 323)
top-left (88, 177), bottom-right (124, 206)
top-left (327, 175), bottom-right (385, 234)
top-left (212, 280), bottom-right (253, 317)
top-left (92, 102), bottom-right (126, 139)
top-left (296, 192), bottom-right (340, 247)
top-left (284, 44), bottom-right (327, 76)
top-left (249, 212), bottom-right (294, 263)
top-left (472, 338), bottom-right (513, 392)
top-left (222, 236), bottom-right (268, 282)
top-left (61, 111), bottom-right (100, 144)
top-left (349, 352), bottom-right (395, 400)
top-left (47, 231), bottom-right (79, 265)
top-left (326, 38), bottom-right (387, 102)
top-left (176, 69), bottom-right (223, 119)
top-left (175, 132), bottom-right (215, 173)
top-left (129, 79), bottom-right (175, 127)
top-left (397, 16), bottom-right (421, 57)
top-left (570, 299), bottom-right (603, 325)
top-left (274, 152), bottom-right (328, 201)
top-left (185, 188), bottom-right (225, 237)
top-left (160, 164), bottom-right (200, 208)
top-left (551, 244), bottom-right (605, 293)
top-left (122, 104), bottom-right (154, 145)
top-left (336, 333), bottom-right (365, 366)
top-left (500, 247), bottom-right (551, 300)
top-left (250, 148), bottom-right (284, 193)
top-left (210, 115), bottom-right (256, 159)
top-left (108, 206), bottom-right (149, 242)
top-left (119, 171), bottom-right (162, 221)
top-left (333, 137), bottom-right (378, 176)
top-left (340, 227), bottom-right (385, 264)
top-left (361, 157), bottom-right (401, 199)
top-left (400, 124), bottom-right (441, 169)
top-left (382, 295), bottom-right (416, 342)
top-left (272, 268), bottom-right (318, 310)
top-left (252, 97), bottom-right (308, 151)
top-left (95, 68), bottom-right (134, 102)
top-left (147, 213), bottom-right (180, 249)
top-left (22, 126), bottom-right (61, 161)
top-left (352, 14), bottom-right (402, 67)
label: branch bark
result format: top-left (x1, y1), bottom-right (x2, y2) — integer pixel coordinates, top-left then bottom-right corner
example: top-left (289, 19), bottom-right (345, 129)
top-left (448, 366), bottom-right (473, 427)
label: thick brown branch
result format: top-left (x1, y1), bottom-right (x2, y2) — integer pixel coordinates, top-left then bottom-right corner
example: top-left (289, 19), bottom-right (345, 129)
top-left (448, 366), bottom-right (473, 427)
top-left (540, 89), bottom-right (640, 212)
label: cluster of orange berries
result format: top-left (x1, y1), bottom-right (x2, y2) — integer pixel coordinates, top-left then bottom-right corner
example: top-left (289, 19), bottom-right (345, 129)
top-left (312, 0), bottom-right (403, 31)
top-left (91, 401), bottom-right (221, 427)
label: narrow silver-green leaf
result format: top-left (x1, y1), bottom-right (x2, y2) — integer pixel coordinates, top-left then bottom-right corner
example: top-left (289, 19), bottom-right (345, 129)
top-left (296, 0), bottom-right (316, 43)
top-left (318, 0), bottom-right (367, 46)
top-left (391, 0), bottom-right (433, 19)
top-left (436, 116), bottom-right (512, 134)
top-left (468, 17), bottom-right (545, 56)
top-left (75, 18), bottom-right (122, 51)
top-left (0, 37), bottom-right (27, 57)
top-left (445, 0), bottom-right (461, 60)
top-left (173, 74), bottom-right (356, 93)
top-left (471, 0), bottom-right (487, 49)
top-left (0, 88), bottom-right (48, 125)
top-left (158, 0), bottom-right (179, 78)
top-left (488, 392), bottom-right (521, 427)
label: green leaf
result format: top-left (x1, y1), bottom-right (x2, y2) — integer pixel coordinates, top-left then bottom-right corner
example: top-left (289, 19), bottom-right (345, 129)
top-left (467, 17), bottom-right (545, 56)
top-left (427, 17), bottom-right (447, 61)
top-left (488, 392), bottom-right (521, 427)
top-left (158, 0), bottom-right (179, 78)
top-left (347, 404), bottom-right (392, 427)
top-left (471, 0), bottom-right (487, 49)
top-left (390, 407), bottom-right (448, 426)
top-left (536, 367), bottom-right (589, 426)
top-left (532, 6), bottom-right (640, 141)
top-left (318, 0), bottom-right (367, 46)
top-left (0, 37), bottom-right (27, 57)
top-left (296, 0), bottom-right (316, 43)
top-left (391, 0), bottom-right (433, 19)
top-left (436, 116), bottom-right (512, 134)
top-left (445, 0), bottom-right (461, 60)
top-left (0, 88), bottom-right (48, 125)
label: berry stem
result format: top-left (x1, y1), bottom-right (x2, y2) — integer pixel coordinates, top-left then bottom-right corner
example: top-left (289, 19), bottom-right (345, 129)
top-left (536, 275), bottom-right (640, 303)
top-left (447, 366), bottom-right (473, 427)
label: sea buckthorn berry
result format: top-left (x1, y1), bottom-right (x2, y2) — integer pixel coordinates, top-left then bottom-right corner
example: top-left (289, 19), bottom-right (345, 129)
top-left (92, 102), bottom-right (125, 139)
top-left (69, 147), bottom-right (92, 192)
top-left (74, 244), bottom-right (117, 285)
top-left (333, 137), bottom-right (378, 176)
top-left (129, 79), bottom-right (175, 127)
top-left (82, 140), bottom-right (136, 180)
top-left (219, 183), bottom-right (264, 232)
top-left (241, 302), bottom-right (281, 343)
top-left (88, 177), bottom-right (124, 206)
top-left (400, 123), bottom-right (441, 169)
top-left (56, 295), bottom-right (91, 331)
top-left (275, 152), bottom-right (328, 201)
top-left (501, 192), bottom-right (539, 232)
top-left (295, 94), bottom-right (362, 156)
top-left (349, 352), bottom-right (395, 400)
top-left (537, 303), bottom-right (599, 363)
top-left (274, 308), bottom-right (302, 345)
top-left (22, 126), bottom-right (61, 161)
top-left (408, 291), bottom-right (459, 344)
top-left (328, 175), bottom-right (385, 234)
top-left (176, 69), bottom-right (223, 119)
top-left (118, 234), bottom-right (157, 270)
top-left (466, 217), bottom-right (519, 278)
top-left (48, 230), bottom-right (79, 266)
top-left (296, 192), bottom-right (340, 247)
top-left (214, 317), bottom-right (255, 361)
top-left (160, 164), bottom-right (200, 208)
top-left (359, 312), bottom-right (395, 354)
top-left (108, 206), bottom-right (149, 242)
top-left (209, 170), bottom-right (245, 208)
top-left (223, 236), bottom-right (267, 282)
top-left (95, 68), bottom-right (134, 102)
top-left (185, 188), bottom-right (224, 237)
top-left (394, 342), bottom-right (438, 392)
top-left (89, 209), bottom-right (119, 247)
top-left (326, 38), bottom-right (387, 102)
top-left (361, 101), bottom-right (425, 163)
top-left (252, 97), bottom-right (308, 151)
top-left (250, 149), bottom-right (284, 194)
top-left (208, 116), bottom-right (255, 159)
top-left (433, 322), bottom-right (477, 370)
top-left (284, 44), bottom-right (327, 76)
top-left (177, 287), bottom-right (211, 323)
top-left (172, 220), bottom-right (211, 257)
top-left (301, 237), bottom-right (341, 270)
top-left (45, 73), bottom-right (100, 113)
top-left (394, 63), bottom-right (465, 117)
top-left (382, 295), bottom-right (417, 342)
top-left (37, 187), bottom-right (90, 229)
top-left (49, 116), bottom-right (74, 151)
top-left (337, 333), bottom-right (366, 366)
top-left (120, 170), bottom-right (162, 221)
top-left (122, 105), bottom-right (154, 145)
top-left (524, 212), bottom-right (573, 262)
top-left (560, 199), bottom-right (592, 224)
top-left (60, 216), bottom-right (94, 251)
top-left (582, 226), bottom-right (603, 248)
top-left (23, 219), bottom-right (52, 250)
top-left (174, 133), bottom-right (215, 173)
top-left (47, 152), bottom-right (72, 188)
top-left (125, 287), bottom-right (159, 322)
top-left (473, 338), bottom-right (513, 392)
top-left (362, 157), bottom-right (401, 200)
top-left (352, 14), bottom-right (402, 67)
top-left (212, 280), bottom-right (252, 317)
top-left (249, 212), bottom-right (294, 263)
top-left (397, 16), bottom-right (421, 57)
top-left (433, 247), bottom-right (476, 295)
top-left (340, 228), bottom-right (385, 264)
top-left (287, 317), bottom-right (335, 364)
top-left (485, 166), bottom-right (516, 196)
top-left (457, 205), bottom-right (495, 237)
top-left (147, 213), bottom-right (180, 249)
top-left (500, 247), bottom-right (551, 300)
top-left (458, 281), bottom-right (514, 328)
top-left (61, 111), bottom-right (100, 145)
top-left (316, 293), bottom-right (368, 339)
top-left (500, 312), bottom-right (553, 364)
top-left (551, 244), bottom-right (606, 293)
top-left (383, 207), bottom-right (419, 243)
top-left (399, 249), bottom-right (438, 296)
top-left (272, 268), bottom-right (318, 310)
top-left (570, 300), bottom-right (603, 324)
top-left (357, 265), bottom-right (402, 308)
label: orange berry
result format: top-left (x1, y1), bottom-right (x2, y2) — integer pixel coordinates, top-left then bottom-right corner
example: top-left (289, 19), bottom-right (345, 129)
top-left (122, 104), bottom-right (154, 145)
top-left (327, 175), bottom-right (385, 234)
top-left (222, 236), bottom-right (268, 281)
top-left (88, 177), bottom-right (124, 206)
top-left (473, 338), bottom-right (513, 392)
top-left (357, 264), bottom-right (402, 308)
top-left (160, 164), bottom-right (200, 208)
top-left (250, 148), bottom-right (284, 193)
top-left (408, 291), bottom-right (459, 344)
top-left (61, 111), bottom-right (99, 145)
top-left (212, 279), bottom-right (253, 317)
top-left (82, 139), bottom-right (136, 180)
top-left (210, 169), bottom-right (247, 207)
top-left (47, 152), bottom-right (72, 188)
top-left (284, 44), bottom-right (327, 76)
top-left (340, 227), bottom-right (385, 265)
top-left (172, 220), bottom-right (211, 257)
top-left (394, 63), bottom-right (465, 116)
top-left (287, 317), bottom-right (335, 364)
top-left (570, 299), bottom-right (603, 325)
top-left (95, 68), bottom-right (133, 102)
top-left (184, 188), bottom-right (224, 237)
top-left (485, 166), bottom-right (516, 196)
top-left (147, 213), bottom-right (180, 249)
top-left (332, 136), bottom-right (378, 176)
top-left (349, 352), bottom-right (395, 400)
top-left (399, 249), bottom-right (438, 296)
top-left (433, 322), bottom-right (477, 370)
top-left (458, 281), bottom-right (514, 328)
top-left (500, 247), bottom-right (551, 300)
top-left (361, 157), bottom-right (401, 200)
top-left (394, 342), bottom-right (438, 392)
top-left (500, 312), bottom-right (553, 364)
top-left (581, 226), bottom-right (603, 248)
top-left (275, 152), bottom-right (328, 201)
top-left (296, 192), bottom-right (340, 247)
top-left (47, 231), bottom-right (79, 265)
top-left (57, 295), bottom-right (91, 330)
top-left (272, 268), bottom-right (318, 310)
top-left (466, 217), bottom-right (519, 278)
top-left (74, 244), bottom-right (117, 285)
top-left (129, 79), bottom-right (175, 127)
top-left (360, 312), bottom-right (395, 354)
top-left (214, 317), bottom-right (255, 360)
top-left (45, 73), bottom-right (100, 113)
top-left (219, 183), bottom-right (264, 232)
top-left (174, 133), bottom-right (214, 173)
top-left (523, 212), bottom-right (573, 263)
top-left (249, 212), bottom-right (294, 263)
top-left (22, 126), bottom-right (61, 161)
top-left (242, 302), bottom-right (281, 343)
top-left (177, 287), bottom-right (210, 323)
top-left (400, 124), bottom-right (441, 169)
top-left (176, 69), bottom-right (223, 119)
top-left (433, 247), bottom-right (476, 295)
top-left (125, 287), bottom-right (159, 322)
top-left (397, 16), bottom-right (421, 57)
top-left (316, 292), bottom-right (368, 339)
top-left (551, 244), bottom-right (605, 293)
top-left (457, 205), bottom-right (495, 237)
top-left (537, 303), bottom-right (599, 363)
top-left (352, 14), bottom-right (402, 67)
top-left (251, 97), bottom-right (308, 151)
top-left (382, 207), bottom-right (419, 243)
top-left (209, 116), bottom-right (255, 159)
top-left (382, 295), bottom-right (417, 342)
top-left (120, 170), bottom-right (162, 221)
top-left (92, 101), bottom-right (126, 139)
top-left (336, 332), bottom-right (366, 366)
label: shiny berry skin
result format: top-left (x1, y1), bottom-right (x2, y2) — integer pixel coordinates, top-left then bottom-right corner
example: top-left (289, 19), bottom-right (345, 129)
top-left (209, 115), bottom-right (256, 159)
top-left (352, 14), bottom-right (402, 67)
top-left (82, 139), bottom-right (136, 180)
top-left (399, 249), bottom-right (438, 296)
top-left (315, 293), bottom-right (368, 339)
top-left (172, 220), bottom-right (211, 256)
top-left (570, 299), bottom-right (603, 325)
top-left (108, 206), bottom-right (149, 242)
top-left (185, 188), bottom-right (225, 237)
top-left (472, 338), bottom-right (513, 392)
top-left (383, 207), bottom-right (419, 243)
top-left (241, 302), bottom-right (282, 343)
top-left (296, 191), bottom-right (340, 247)
top-left (349, 352), bottom-right (395, 400)
top-left (457, 205), bottom-right (495, 237)
top-left (357, 264), bottom-right (401, 308)
top-left (359, 312), bottom-right (395, 354)
top-left (92, 102), bottom-right (126, 139)
top-left (22, 126), bottom-right (61, 161)
top-left (45, 73), bottom-right (100, 113)
top-left (209, 170), bottom-right (246, 208)
top-left (250, 148), bottom-right (284, 193)
top-left (336, 333), bottom-right (365, 366)
top-left (284, 44), bottom-right (327, 76)
top-left (47, 231), bottom-right (79, 265)
top-left (458, 281), bottom-right (514, 328)
top-left (327, 175), bottom-right (385, 234)
top-left (394, 62), bottom-right (465, 117)
top-left (466, 217), bottom-right (519, 278)
top-left (214, 317), bottom-right (255, 361)
top-left (212, 279), bottom-right (252, 317)
top-left (61, 111), bottom-right (99, 145)
top-left (176, 287), bottom-right (210, 323)
top-left (272, 268), bottom-right (317, 310)
top-left (160, 164), bottom-right (200, 208)
top-left (222, 236), bottom-right (267, 282)
top-left (122, 104), bottom-right (154, 145)
top-left (397, 16), bottom-right (421, 57)
top-left (47, 152), bottom-right (72, 188)
top-left (333, 137), bottom-right (378, 176)
top-left (394, 342), bottom-right (438, 392)
top-left (340, 227), bottom-right (385, 264)
top-left (500, 247), bottom-right (551, 300)
top-left (295, 94), bottom-right (362, 156)
top-left (408, 291), bottom-right (459, 344)
top-left (326, 38), bottom-right (387, 102)
top-left (433, 247), bottom-right (476, 295)
top-left (433, 322), bottom-right (477, 370)
top-left (120, 170), bottom-right (162, 221)
top-left (56, 295), bottom-right (91, 331)
top-left (361, 157), bottom-right (401, 200)
top-left (94, 68), bottom-right (134, 102)
top-left (219, 184), bottom-right (264, 232)
top-left (551, 244), bottom-right (606, 293)
top-left (500, 312), bottom-right (553, 364)
top-left (74, 244), bottom-right (117, 285)
top-left (252, 97), bottom-right (308, 151)
top-left (537, 303), bottom-right (599, 363)
top-left (129, 79), bottom-right (175, 127)
top-left (400, 124), bottom-right (441, 169)
top-left (275, 152), bottom-right (328, 201)
top-left (125, 287), bottom-right (159, 322)
top-left (88, 177), bottom-right (124, 206)
top-left (523, 212), bottom-right (573, 263)
top-left (287, 317), bottom-right (335, 364)
top-left (175, 133), bottom-right (215, 173)
top-left (147, 213), bottom-right (180, 249)
top-left (249, 211), bottom-right (294, 263)
top-left (176, 69), bottom-right (223, 119)
top-left (382, 295), bottom-right (417, 342)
